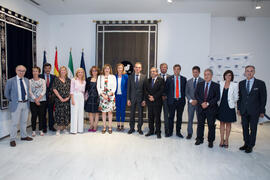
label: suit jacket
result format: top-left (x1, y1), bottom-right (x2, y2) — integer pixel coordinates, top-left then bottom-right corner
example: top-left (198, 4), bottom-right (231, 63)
top-left (165, 75), bottom-right (187, 105)
top-left (185, 77), bottom-right (204, 102)
top-left (144, 76), bottom-right (164, 106)
top-left (39, 73), bottom-right (56, 100)
top-left (218, 81), bottom-right (238, 109)
top-left (115, 74), bottom-right (128, 96)
top-left (195, 81), bottom-right (220, 114)
top-left (4, 76), bottom-right (30, 112)
top-left (127, 73), bottom-right (146, 103)
top-left (237, 78), bottom-right (267, 116)
top-left (159, 73), bottom-right (170, 96)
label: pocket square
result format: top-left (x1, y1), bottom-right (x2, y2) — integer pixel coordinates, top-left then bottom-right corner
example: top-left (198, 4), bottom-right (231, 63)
top-left (254, 88), bottom-right (259, 90)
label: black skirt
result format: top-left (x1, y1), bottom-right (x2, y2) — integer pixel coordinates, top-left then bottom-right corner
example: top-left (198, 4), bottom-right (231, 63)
top-left (217, 88), bottom-right (237, 123)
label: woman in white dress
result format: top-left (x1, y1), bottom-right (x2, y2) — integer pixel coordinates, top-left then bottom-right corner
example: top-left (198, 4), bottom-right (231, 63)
top-left (97, 64), bottom-right (117, 134)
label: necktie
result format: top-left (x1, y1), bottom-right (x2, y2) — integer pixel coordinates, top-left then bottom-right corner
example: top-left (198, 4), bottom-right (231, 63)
top-left (204, 83), bottom-right (209, 102)
top-left (176, 77), bottom-right (179, 98)
top-left (20, 78), bottom-right (26, 101)
top-left (46, 74), bottom-right (50, 87)
top-left (135, 75), bottom-right (139, 87)
top-left (247, 80), bottom-right (250, 94)
top-left (162, 74), bottom-right (165, 80)
top-left (152, 78), bottom-right (155, 88)
top-left (193, 78), bottom-right (197, 89)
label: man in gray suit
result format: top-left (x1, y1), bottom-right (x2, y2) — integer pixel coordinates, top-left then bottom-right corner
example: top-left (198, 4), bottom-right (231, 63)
top-left (127, 62), bottom-right (146, 135)
top-left (159, 63), bottom-right (170, 136)
top-left (4, 65), bottom-right (33, 147)
top-left (185, 66), bottom-right (204, 139)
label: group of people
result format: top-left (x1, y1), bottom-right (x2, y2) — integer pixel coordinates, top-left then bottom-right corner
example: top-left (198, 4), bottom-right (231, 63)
top-left (4, 62), bottom-right (267, 153)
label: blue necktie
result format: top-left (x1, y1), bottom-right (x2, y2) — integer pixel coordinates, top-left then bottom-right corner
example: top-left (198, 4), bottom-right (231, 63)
top-left (135, 75), bottom-right (139, 87)
top-left (193, 78), bottom-right (197, 89)
top-left (247, 80), bottom-right (250, 94)
top-left (152, 78), bottom-right (155, 88)
top-left (20, 78), bottom-right (26, 101)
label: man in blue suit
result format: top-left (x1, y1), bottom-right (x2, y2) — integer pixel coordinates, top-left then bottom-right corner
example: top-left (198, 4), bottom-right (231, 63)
top-left (165, 64), bottom-right (187, 138)
top-left (238, 65), bottom-right (267, 153)
top-left (4, 65), bottom-right (33, 147)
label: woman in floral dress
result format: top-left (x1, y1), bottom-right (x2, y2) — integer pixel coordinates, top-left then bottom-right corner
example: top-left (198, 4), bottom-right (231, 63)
top-left (53, 66), bottom-right (71, 135)
top-left (97, 64), bottom-right (117, 134)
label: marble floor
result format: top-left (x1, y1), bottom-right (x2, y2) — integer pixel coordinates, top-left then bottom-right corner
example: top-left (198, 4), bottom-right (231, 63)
top-left (0, 122), bottom-right (270, 180)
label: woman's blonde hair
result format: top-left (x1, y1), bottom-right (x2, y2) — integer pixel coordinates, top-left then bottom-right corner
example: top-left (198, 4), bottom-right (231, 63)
top-left (59, 66), bottom-right (68, 79)
top-left (115, 63), bottom-right (126, 75)
top-left (101, 64), bottom-right (113, 75)
top-left (75, 68), bottom-right (85, 80)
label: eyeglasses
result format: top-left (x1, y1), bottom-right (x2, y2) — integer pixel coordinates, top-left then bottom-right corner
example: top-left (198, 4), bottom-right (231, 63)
top-left (17, 70), bottom-right (26, 72)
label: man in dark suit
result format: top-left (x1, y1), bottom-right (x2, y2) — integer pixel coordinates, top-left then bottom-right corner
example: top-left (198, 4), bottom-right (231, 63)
top-left (237, 65), bottom-right (267, 153)
top-left (127, 62), bottom-right (146, 135)
top-left (144, 67), bottom-right (165, 139)
top-left (39, 63), bottom-right (56, 132)
top-left (165, 64), bottom-right (187, 138)
top-left (185, 66), bottom-right (204, 139)
top-left (195, 68), bottom-right (220, 148)
top-left (159, 63), bottom-right (170, 136)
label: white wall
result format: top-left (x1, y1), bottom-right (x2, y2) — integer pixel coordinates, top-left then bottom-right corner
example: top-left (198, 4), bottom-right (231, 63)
top-left (210, 17), bottom-right (270, 112)
top-left (0, 0), bottom-right (49, 138)
top-left (47, 13), bottom-right (211, 78)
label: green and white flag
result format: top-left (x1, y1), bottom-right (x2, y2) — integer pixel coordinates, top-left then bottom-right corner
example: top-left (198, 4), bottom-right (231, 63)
top-left (68, 50), bottom-right (74, 79)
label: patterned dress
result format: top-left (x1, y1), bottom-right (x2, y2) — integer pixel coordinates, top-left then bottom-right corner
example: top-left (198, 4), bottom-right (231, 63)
top-left (99, 77), bottom-right (115, 112)
top-left (53, 77), bottom-right (71, 127)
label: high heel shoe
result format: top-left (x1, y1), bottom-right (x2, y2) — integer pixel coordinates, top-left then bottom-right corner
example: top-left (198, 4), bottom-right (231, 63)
top-left (102, 128), bottom-right (106, 134)
top-left (117, 125), bottom-right (121, 131)
top-left (108, 128), bottom-right (112, 134)
top-left (120, 125), bottom-right (124, 131)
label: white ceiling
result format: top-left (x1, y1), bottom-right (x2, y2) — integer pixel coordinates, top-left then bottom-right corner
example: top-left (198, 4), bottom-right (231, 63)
top-left (25, 0), bottom-right (270, 17)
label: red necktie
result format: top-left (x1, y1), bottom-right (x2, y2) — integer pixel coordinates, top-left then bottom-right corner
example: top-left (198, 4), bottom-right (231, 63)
top-left (204, 83), bottom-right (208, 102)
top-left (176, 77), bottom-right (179, 98)
top-left (46, 74), bottom-right (50, 87)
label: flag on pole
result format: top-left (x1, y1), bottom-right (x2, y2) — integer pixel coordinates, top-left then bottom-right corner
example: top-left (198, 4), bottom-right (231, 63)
top-left (54, 47), bottom-right (59, 77)
top-left (68, 49), bottom-right (74, 79)
top-left (42, 50), bottom-right (47, 74)
top-left (80, 49), bottom-right (87, 78)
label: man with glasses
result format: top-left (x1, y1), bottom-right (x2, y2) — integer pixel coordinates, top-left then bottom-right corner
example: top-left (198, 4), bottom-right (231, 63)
top-left (5, 65), bottom-right (33, 147)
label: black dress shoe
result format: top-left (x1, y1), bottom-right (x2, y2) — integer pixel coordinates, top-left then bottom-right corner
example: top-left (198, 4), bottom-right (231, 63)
top-left (239, 145), bottom-right (248, 151)
top-left (157, 134), bottom-right (161, 139)
top-left (208, 142), bottom-right (214, 148)
top-left (176, 133), bottom-right (184, 138)
top-left (195, 140), bottom-right (203, 145)
top-left (43, 129), bottom-right (47, 133)
top-left (186, 134), bottom-right (192, 139)
top-left (165, 134), bottom-right (172, 138)
top-left (138, 129), bottom-right (144, 135)
top-left (145, 132), bottom-right (154, 137)
top-left (245, 147), bottom-right (253, 153)
top-left (128, 129), bottom-right (135, 134)
top-left (10, 141), bottom-right (16, 147)
top-left (21, 137), bottom-right (33, 141)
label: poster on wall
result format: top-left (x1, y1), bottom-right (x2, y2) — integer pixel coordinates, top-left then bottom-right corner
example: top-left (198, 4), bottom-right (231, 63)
top-left (208, 54), bottom-right (250, 83)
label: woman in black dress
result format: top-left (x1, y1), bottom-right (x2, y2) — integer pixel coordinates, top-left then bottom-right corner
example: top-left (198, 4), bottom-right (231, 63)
top-left (53, 66), bottom-right (71, 135)
top-left (85, 66), bottom-right (100, 132)
top-left (218, 70), bottom-right (238, 148)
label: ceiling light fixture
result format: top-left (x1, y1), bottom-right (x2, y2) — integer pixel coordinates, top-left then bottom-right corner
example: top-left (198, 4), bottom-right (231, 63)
top-left (167, 0), bottom-right (174, 4)
top-left (255, 0), bottom-right (263, 10)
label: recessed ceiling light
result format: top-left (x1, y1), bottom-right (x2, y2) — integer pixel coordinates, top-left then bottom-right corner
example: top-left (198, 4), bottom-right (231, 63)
top-left (167, 0), bottom-right (174, 4)
top-left (255, 0), bottom-right (263, 10)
